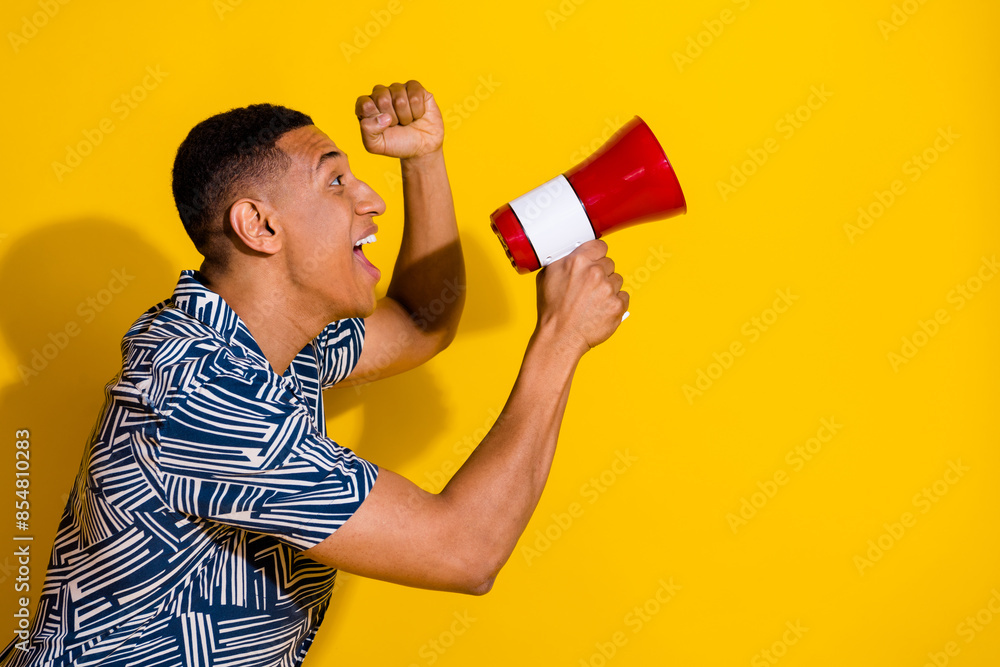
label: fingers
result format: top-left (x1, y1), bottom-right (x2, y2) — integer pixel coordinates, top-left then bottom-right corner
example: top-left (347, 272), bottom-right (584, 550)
top-left (609, 269), bottom-right (624, 293)
top-left (589, 254), bottom-right (627, 317)
top-left (557, 243), bottom-right (618, 287)
top-left (571, 238), bottom-right (609, 261)
top-left (595, 255), bottom-right (615, 277)
top-left (405, 80), bottom-right (427, 121)
top-left (354, 95), bottom-right (377, 121)
top-left (575, 251), bottom-right (625, 304)
top-left (598, 261), bottom-right (625, 304)
top-left (355, 80), bottom-right (429, 127)
top-left (370, 84), bottom-right (398, 125)
top-left (388, 82), bottom-right (412, 124)
top-left (618, 290), bottom-right (630, 314)
top-left (357, 115), bottom-right (388, 149)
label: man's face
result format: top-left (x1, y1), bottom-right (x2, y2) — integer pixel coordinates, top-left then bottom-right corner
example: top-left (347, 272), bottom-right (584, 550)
top-left (271, 124), bottom-right (385, 319)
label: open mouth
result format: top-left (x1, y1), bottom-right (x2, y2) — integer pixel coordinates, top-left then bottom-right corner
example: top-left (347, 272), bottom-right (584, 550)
top-left (353, 234), bottom-right (380, 280)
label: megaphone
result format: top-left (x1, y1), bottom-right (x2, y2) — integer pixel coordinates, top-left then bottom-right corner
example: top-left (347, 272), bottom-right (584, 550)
top-left (490, 116), bottom-right (687, 274)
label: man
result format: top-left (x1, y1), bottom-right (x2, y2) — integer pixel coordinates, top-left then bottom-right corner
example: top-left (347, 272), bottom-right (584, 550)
top-left (1, 80), bottom-right (628, 666)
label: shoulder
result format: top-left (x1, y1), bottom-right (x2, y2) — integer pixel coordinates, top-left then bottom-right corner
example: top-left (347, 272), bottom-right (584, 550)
top-left (119, 302), bottom-right (271, 416)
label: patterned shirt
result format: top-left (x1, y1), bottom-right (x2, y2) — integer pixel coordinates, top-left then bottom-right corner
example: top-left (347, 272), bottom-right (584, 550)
top-left (1, 270), bottom-right (378, 667)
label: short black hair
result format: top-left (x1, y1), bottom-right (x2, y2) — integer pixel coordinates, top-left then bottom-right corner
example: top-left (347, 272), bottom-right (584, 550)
top-left (171, 103), bottom-right (314, 260)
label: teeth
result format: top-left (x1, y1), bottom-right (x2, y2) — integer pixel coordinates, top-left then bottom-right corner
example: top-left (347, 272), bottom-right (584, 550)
top-left (354, 234), bottom-right (376, 247)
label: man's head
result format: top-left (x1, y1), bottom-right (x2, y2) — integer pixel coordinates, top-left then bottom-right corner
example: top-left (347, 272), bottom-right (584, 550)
top-left (172, 104), bottom-right (386, 318)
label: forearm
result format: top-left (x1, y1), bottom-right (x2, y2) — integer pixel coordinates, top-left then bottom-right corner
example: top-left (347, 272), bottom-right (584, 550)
top-left (387, 149), bottom-right (465, 339)
top-left (303, 241), bottom-right (622, 595)
top-left (439, 324), bottom-right (581, 579)
top-left (305, 322), bottom-right (582, 595)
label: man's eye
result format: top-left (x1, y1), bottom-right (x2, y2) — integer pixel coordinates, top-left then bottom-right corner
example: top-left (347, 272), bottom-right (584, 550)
top-left (331, 175), bottom-right (343, 186)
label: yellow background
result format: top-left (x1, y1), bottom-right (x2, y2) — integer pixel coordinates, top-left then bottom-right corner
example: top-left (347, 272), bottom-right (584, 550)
top-left (1, 0), bottom-right (998, 665)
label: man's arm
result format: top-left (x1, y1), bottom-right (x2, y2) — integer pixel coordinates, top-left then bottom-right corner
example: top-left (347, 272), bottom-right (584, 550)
top-left (340, 81), bottom-right (464, 387)
top-left (303, 239), bottom-right (629, 594)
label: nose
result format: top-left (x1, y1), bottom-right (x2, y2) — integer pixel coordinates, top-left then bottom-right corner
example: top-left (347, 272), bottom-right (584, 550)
top-left (353, 177), bottom-right (386, 218)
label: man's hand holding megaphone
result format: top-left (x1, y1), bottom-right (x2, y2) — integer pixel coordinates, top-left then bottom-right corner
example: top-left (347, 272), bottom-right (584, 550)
top-left (535, 238), bottom-right (629, 357)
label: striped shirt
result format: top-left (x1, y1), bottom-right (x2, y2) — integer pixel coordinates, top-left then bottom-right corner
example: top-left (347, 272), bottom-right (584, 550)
top-left (1, 270), bottom-right (378, 667)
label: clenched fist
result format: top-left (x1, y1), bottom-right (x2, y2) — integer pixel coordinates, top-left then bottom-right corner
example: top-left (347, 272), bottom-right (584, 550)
top-left (535, 239), bottom-right (630, 357)
top-left (355, 80), bottom-right (444, 159)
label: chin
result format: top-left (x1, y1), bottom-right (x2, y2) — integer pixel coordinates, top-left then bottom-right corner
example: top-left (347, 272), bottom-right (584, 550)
top-left (347, 291), bottom-right (378, 320)
top-left (326, 298), bottom-right (375, 323)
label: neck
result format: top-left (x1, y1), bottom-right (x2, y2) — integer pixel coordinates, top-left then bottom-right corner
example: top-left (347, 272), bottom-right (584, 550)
top-left (198, 260), bottom-right (330, 376)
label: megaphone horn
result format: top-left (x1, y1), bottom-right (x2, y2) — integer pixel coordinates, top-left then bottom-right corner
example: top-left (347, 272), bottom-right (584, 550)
top-left (490, 116), bottom-right (687, 273)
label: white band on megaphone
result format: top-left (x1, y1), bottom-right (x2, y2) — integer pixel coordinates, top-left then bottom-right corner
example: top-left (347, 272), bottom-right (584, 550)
top-left (508, 175), bottom-right (595, 266)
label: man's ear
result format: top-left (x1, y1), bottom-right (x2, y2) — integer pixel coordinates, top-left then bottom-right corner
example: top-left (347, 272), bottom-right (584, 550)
top-left (228, 199), bottom-right (281, 255)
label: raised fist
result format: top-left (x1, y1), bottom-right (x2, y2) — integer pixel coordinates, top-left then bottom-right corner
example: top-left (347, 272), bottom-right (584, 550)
top-left (355, 80), bottom-right (444, 159)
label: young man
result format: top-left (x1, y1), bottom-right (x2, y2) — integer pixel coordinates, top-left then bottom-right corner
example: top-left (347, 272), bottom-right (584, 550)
top-left (1, 80), bottom-right (628, 666)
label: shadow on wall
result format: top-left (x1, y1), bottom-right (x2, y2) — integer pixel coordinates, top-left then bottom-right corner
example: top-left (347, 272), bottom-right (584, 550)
top-left (0, 221), bottom-right (513, 647)
top-left (0, 219), bottom-right (175, 624)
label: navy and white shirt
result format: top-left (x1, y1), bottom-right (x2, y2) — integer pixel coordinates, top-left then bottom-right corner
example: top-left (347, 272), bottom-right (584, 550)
top-left (1, 270), bottom-right (378, 667)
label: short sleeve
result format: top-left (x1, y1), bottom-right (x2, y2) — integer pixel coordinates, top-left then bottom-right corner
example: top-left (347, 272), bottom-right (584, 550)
top-left (154, 357), bottom-right (378, 551)
top-left (315, 317), bottom-right (365, 389)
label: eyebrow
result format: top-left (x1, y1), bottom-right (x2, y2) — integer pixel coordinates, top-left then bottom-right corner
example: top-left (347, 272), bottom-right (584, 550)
top-left (314, 150), bottom-right (342, 172)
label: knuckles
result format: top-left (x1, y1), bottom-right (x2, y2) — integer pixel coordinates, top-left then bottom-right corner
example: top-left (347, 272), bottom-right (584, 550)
top-left (360, 82), bottom-right (433, 128)
top-left (586, 264), bottom-right (605, 282)
top-left (591, 239), bottom-right (609, 254)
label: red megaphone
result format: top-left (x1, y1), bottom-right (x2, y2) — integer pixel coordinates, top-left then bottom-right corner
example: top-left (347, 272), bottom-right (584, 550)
top-left (490, 116), bottom-right (687, 273)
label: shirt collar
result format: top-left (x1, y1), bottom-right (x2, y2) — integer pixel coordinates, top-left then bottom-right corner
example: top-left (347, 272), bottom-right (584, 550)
top-left (170, 269), bottom-right (272, 369)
